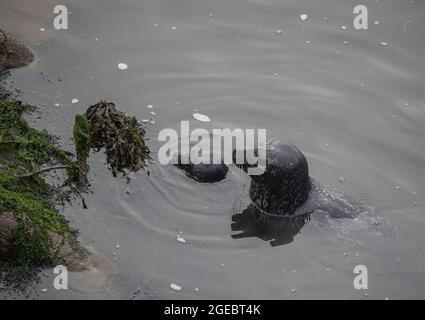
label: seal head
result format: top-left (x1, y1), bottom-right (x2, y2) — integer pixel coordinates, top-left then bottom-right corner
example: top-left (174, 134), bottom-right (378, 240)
top-left (241, 142), bottom-right (311, 215)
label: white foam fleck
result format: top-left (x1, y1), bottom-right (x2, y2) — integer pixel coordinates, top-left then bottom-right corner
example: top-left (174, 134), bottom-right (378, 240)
top-left (300, 14), bottom-right (308, 21)
top-left (176, 236), bottom-right (186, 244)
top-left (170, 283), bottom-right (182, 291)
top-left (117, 63), bottom-right (128, 70)
top-left (71, 99), bottom-right (79, 104)
top-left (193, 113), bottom-right (210, 122)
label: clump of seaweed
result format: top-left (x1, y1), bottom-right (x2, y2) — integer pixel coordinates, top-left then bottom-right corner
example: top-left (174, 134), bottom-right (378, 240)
top-left (0, 95), bottom-right (88, 291)
top-left (74, 101), bottom-right (150, 182)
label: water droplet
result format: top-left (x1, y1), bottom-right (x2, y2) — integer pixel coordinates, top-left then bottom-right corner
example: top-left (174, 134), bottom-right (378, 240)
top-left (276, 29), bottom-right (283, 35)
top-left (195, 288), bottom-right (199, 292)
top-left (299, 14), bottom-right (308, 21)
top-left (291, 288), bottom-right (296, 293)
top-left (40, 28), bottom-right (45, 32)
top-left (71, 99), bottom-right (79, 104)
top-left (170, 283), bottom-right (182, 291)
top-left (394, 185), bottom-right (400, 190)
top-left (292, 269), bottom-right (296, 274)
top-left (374, 20), bottom-right (380, 25)
top-left (193, 113), bottom-right (211, 122)
top-left (115, 244), bottom-right (120, 249)
top-left (341, 26), bottom-right (347, 30)
top-left (171, 26), bottom-right (177, 31)
top-left (118, 63), bottom-right (128, 70)
top-left (305, 40), bottom-right (311, 44)
top-left (54, 103), bottom-right (60, 107)
top-left (380, 42), bottom-right (388, 46)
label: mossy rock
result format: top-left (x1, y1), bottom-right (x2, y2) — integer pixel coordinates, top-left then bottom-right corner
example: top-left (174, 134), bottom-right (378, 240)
top-left (0, 95), bottom-right (89, 291)
top-left (0, 29), bottom-right (34, 72)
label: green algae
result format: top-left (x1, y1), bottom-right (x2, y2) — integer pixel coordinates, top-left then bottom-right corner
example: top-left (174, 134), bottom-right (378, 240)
top-left (0, 95), bottom-right (82, 291)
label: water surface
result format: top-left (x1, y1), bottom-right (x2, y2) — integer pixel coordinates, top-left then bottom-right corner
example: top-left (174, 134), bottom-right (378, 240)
top-left (0, 0), bottom-right (424, 299)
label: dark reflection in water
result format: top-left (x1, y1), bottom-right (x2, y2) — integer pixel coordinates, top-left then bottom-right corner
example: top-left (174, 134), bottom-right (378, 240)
top-left (231, 204), bottom-right (311, 247)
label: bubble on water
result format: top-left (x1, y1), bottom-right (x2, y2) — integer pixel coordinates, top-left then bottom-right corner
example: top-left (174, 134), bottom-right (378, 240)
top-left (115, 244), bottom-right (120, 249)
top-left (150, 111), bottom-right (156, 116)
top-left (394, 185), bottom-right (400, 190)
top-left (195, 288), bottom-right (199, 292)
top-left (305, 40), bottom-right (311, 44)
top-left (403, 102), bottom-right (409, 108)
top-left (326, 268), bottom-right (330, 272)
top-left (40, 28), bottom-right (45, 32)
top-left (384, 297), bottom-right (390, 300)
top-left (292, 269), bottom-right (296, 274)
top-left (41, 288), bottom-right (47, 293)
top-left (299, 14), bottom-right (308, 21)
top-left (380, 42), bottom-right (388, 46)
top-left (341, 26), bottom-right (347, 30)
top-left (342, 252), bottom-right (348, 257)
top-left (117, 63), bottom-right (128, 70)
top-left (374, 20), bottom-right (380, 25)
top-left (391, 115), bottom-right (396, 119)
top-left (54, 103), bottom-right (60, 107)
top-left (193, 113), bottom-right (210, 122)
top-left (338, 176), bottom-right (346, 183)
top-left (147, 104), bottom-right (153, 109)
top-left (276, 29), bottom-right (283, 35)
top-left (71, 99), bottom-right (79, 104)
top-left (291, 288), bottom-right (296, 293)
top-left (342, 41), bottom-right (350, 45)
top-left (355, 253), bottom-right (360, 257)
top-left (171, 26), bottom-right (177, 31)
top-left (323, 17), bottom-right (328, 21)
top-left (154, 23), bottom-right (158, 27)
top-left (170, 283), bottom-right (182, 291)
